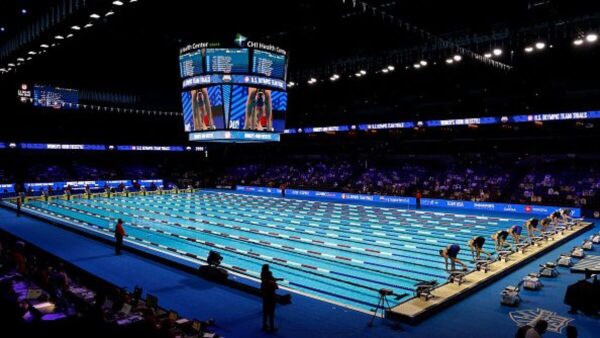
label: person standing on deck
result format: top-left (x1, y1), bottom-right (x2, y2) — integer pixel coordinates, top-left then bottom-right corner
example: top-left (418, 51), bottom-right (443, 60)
top-left (415, 190), bottom-right (422, 209)
top-left (261, 264), bottom-right (281, 332)
top-left (114, 219), bottom-right (126, 255)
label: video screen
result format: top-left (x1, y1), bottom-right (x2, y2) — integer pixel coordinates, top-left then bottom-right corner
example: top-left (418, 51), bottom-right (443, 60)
top-left (252, 50), bottom-right (286, 80)
top-left (179, 50), bottom-right (204, 78)
top-left (33, 85), bottom-right (79, 109)
top-left (229, 85), bottom-right (286, 132)
top-left (181, 86), bottom-right (225, 132)
top-left (205, 48), bottom-right (249, 74)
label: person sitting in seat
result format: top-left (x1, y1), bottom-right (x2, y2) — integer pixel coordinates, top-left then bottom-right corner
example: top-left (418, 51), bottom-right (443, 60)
top-left (467, 236), bottom-right (491, 261)
top-left (439, 244), bottom-right (468, 271)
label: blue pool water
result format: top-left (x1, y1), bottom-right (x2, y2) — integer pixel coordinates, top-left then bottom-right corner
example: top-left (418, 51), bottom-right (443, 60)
top-left (22, 191), bottom-right (526, 311)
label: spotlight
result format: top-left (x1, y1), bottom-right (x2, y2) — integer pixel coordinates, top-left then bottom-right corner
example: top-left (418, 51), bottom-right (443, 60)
top-left (387, 65), bottom-right (395, 71)
top-left (493, 48), bottom-right (503, 56)
top-left (40, 44), bottom-right (49, 48)
top-left (8, 63), bottom-right (16, 67)
top-left (586, 33), bottom-right (598, 43)
top-left (112, 1), bottom-right (124, 5)
top-left (66, 33), bottom-right (74, 38)
top-left (453, 54), bottom-right (462, 61)
top-left (0, 27), bottom-right (5, 32)
top-left (307, 77), bottom-right (317, 84)
top-left (382, 68), bottom-right (389, 73)
top-left (355, 72), bottom-right (362, 77)
top-left (524, 46), bottom-right (534, 53)
top-left (359, 70), bottom-right (366, 75)
top-left (413, 64), bottom-right (421, 69)
top-left (21, 9), bottom-right (28, 15)
top-left (90, 13), bottom-right (101, 19)
top-left (84, 23), bottom-right (93, 28)
top-left (27, 51), bottom-right (36, 55)
top-left (330, 74), bottom-right (339, 81)
top-left (105, 11), bottom-right (115, 17)
top-left (535, 42), bottom-right (545, 50)
top-left (17, 58), bottom-right (25, 62)
top-left (71, 25), bottom-right (81, 30)
top-left (420, 60), bottom-right (427, 66)
top-left (445, 58), bottom-right (454, 64)
top-left (573, 39), bottom-right (584, 46)
top-left (287, 82), bottom-right (295, 88)
top-left (484, 53), bottom-right (492, 58)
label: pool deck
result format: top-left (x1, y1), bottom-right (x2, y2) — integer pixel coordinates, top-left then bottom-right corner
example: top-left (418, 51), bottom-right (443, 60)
top-left (389, 220), bottom-right (594, 323)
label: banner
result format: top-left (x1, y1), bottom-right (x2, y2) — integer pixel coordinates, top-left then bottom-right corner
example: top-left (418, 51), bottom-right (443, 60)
top-left (235, 186), bottom-right (581, 217)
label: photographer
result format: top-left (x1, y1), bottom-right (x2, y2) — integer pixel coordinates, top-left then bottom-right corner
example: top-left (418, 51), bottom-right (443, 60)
top-left (260, 264), bottom-right (281, 332)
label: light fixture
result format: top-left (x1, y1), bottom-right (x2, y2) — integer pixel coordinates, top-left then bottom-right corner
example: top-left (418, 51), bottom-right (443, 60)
top-left (387, 65), bottom-right (395, 71)
top-left (90, 13), bottom-right (101, 19)
top-left (573, 39), bottom-right (584, 46)
top-left (84, 23), bottom-right (93, 28)
top-left (40, 44), bottom-right (49, 48)
top-left (382, 68), bottom-right (389, 73)
top-left (413, 64), bottom-right (421, 69)
top-left (8, 63), bottom-right (16, 67)
top-left (535, 42), bottom-right (545, 50)
top-left (0, 27), bottom-right (5, 32)
top-left (355, 72), bottom-right (362, 77)
top-left (586, 33), bottom-right (598, 43)
top-left (307, 77), bottom-right (317, 84)
top-left (21, 9), bottom-right (28, 15)
top-left (524, 46), bottom-right (534, 53)
top-left (71, 25), bottom-right (81, 30)
top-left (55, 35), bottom-right (65, 40)
top-left (420, 60), bottom-right (428, 66)
top-left (28, 51), bottom-right (36, 55)
top-left (112, 1), bottom-right (124, 5)
top-left (17, 58), bottom-right (25, 62)
top-left (445, 58), bottom-right (454, 64)
top-left (484, 53), bottom-right (492, 58)
top-left (493, 48), bottom-right (503, 56)
top-left (287, 82), bottom-right (295, 87)
top-left (359, 70), bottom-right (366, 75)
top-left (453, 54), bottom-right (462, 61)
top-left (66, 33), bottom-right (74, 38)
top-left (105, 11), bottom-right (115, 16)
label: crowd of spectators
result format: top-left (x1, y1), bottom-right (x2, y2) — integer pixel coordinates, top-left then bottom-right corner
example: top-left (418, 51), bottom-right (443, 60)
top-left (216, 155), bottom-right (600, 209)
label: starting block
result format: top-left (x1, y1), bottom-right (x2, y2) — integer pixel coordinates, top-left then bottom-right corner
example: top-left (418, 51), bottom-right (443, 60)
top-left (515, 243), bottom-right (528, 254)
top-left (497, 250), bottom-right (512, 262)
top-left (475, 259), bottom-right (493, 273)
top-left (542, 231), bottom-right (555, 241)
top-left (447, 270), bottom-right (467, 285)
top-left (414, 280), bottom-right (438, 301)
top-left (531, 237), bottom-right (544, 246)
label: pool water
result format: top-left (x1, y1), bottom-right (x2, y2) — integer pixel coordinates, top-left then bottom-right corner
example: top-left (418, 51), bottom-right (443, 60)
top-left (23, 191), bottom-right (525, 311)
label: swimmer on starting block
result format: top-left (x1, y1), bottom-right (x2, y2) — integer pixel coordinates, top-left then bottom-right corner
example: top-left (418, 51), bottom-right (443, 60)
top-left (492, 230), bottom-right (513, 252)
top-left (508, 224), bottom-right (523, 245)
top-left (467, 236), bottom-right (492, 261)
top-left (526, 218), bottom-right (543, 245)
top-left (439, 244), bottom-right (468, 271)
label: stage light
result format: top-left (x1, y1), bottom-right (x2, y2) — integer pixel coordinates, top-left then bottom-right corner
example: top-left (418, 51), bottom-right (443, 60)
top-left (586, 33), bottom-right (598, 43)
top-left (17, 58), bottom-right (25, 62)
top-left (28, 51), bottom-right (36, 55)
top-left (573, 39), bottom-right (584, 46)
top-left (105, 11), bottom-right (115, 17)
top-left (84, 23), bottom-right (93, 28)
top-left (445, 58), bottom-right (453, 64)
top-left (493, 48), bottom-right (503, 56)
top-left (360, 70), bottom-right (366, 75)
top-left (307, 77), bottom-right (317, 84)
top-left (130, 0), bottom-right (138, 2)
top-left (40, 44), bottom-right (49, 48)
top-left (90, 13), bottom-right (101, 19)
top-left (21, 9), bottom-right (28, 15)
top-left (453, 54), bottom-right (462, 61)
top-left (413, 64), bottom-right (421, 69)
top-left (26, 57), bottom-right (32, 60)
top-left (420, 60), bottom-right (428, 66)
top-left (330, 74), bottom-right (340, 81)
top-left (355, 72), bottom-right (362, 77)
top-left (66, 33), bottom-right (74, 38)
top-left (484, 53), bottom-right (492, 58)
top-left (524, 46), bottom-right (534, 53)
top-left (535, 42), bottom-right (545, 50)
top-left (112, 1), bottom-right (124, 5)
top-left (382, 68), bottom-right (389, 73)
top-left (55, 35), bottom-right (65, 40)
top-left (8, 63), bottom-right (15, 67)
top-left (287, 82), bottom-right (295, 88)
top-left (71, 25), bottom-right (81, 30)
top-left (0, 27), bottom-right (5, 32)
top-left (387, 65), bottom-right (395, 71)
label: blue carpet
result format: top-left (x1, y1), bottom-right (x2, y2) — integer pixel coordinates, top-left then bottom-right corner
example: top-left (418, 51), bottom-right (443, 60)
top-left (0, 207), bottom-right (597, 338)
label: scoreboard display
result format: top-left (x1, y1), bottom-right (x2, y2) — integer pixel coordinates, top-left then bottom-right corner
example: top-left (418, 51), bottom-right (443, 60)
top-left (178, 39), bottom-right (289, 143)
top-left (205, 48), bottom-right (249, 74)
top-left (33, 85), bottom-right (79, 109)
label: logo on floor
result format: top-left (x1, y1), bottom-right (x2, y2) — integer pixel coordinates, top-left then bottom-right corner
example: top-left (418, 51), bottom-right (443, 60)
top-left (509, 308), bottom-right (573, 333)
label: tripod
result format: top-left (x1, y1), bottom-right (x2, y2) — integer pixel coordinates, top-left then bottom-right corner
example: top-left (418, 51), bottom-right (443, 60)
top-left (368, 291), bottom-right (403, 330)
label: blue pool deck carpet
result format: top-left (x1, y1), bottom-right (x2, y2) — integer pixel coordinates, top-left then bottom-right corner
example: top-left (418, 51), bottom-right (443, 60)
top-left (0, 192), bottom-right (598, 338)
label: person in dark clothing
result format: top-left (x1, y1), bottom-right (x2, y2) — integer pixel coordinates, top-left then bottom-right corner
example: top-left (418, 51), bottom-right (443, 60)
top-left (261, 264), bottom-right (281, 332)
top-left (467, 236), bottom-right (491, 261)
top-left (439, 244), bottom-right (468, 271)
top-left (565, 325), bottom-right (578, 338)
top-left (280, 184), bottom-right (286, 198)
top-left (16, 197), bottom-right (22, 217)
top-left (114, 219), bottom-right (126, 255)
top-left (415, 190), bottom-right (422, 209)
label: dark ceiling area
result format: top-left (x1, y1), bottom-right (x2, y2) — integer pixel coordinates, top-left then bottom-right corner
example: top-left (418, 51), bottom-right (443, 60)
top-left (1, 0), bottom-right (600, 143)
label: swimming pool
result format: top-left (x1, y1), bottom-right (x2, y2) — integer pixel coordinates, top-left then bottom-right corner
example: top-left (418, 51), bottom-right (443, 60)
top-left (19, 191), bottom-right (526, 312)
